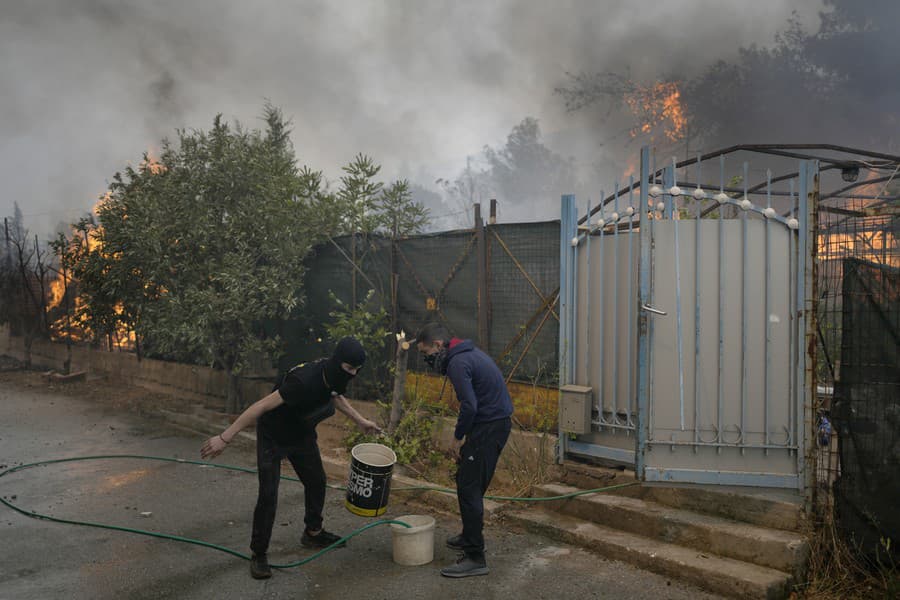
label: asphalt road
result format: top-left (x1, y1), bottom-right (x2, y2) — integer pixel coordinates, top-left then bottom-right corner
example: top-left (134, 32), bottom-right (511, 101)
top-left (0, 372), bottom-right (722, 599)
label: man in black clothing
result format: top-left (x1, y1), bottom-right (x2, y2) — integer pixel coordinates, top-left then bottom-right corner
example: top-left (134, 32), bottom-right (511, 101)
top-left (415, 323), bottom-right (514, 579)
top-left (200, 337), bottom-right (380, 579)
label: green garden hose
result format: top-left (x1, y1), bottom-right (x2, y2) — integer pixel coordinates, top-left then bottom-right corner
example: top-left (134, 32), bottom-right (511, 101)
top-left (0, 454), bottom-right (636, 569)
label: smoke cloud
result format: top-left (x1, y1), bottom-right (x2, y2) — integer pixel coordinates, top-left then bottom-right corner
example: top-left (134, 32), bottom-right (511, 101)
top-left (2, 0), bottom-right (832, 235)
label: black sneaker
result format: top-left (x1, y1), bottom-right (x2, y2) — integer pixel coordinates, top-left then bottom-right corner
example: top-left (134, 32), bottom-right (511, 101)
top-left (440, 555), bottom-right (489, 578)
top-left (250, 553), bottom-right (272, 579)
top-left (301, 529), bottom-right (347, 549)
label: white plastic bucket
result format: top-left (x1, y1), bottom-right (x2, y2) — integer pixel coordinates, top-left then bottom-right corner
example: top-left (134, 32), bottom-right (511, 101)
top-left (390, 514), bottom-right (435, 566)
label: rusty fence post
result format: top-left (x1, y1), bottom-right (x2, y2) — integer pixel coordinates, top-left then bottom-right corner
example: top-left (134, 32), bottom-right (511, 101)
top-left (475, 203), bottom-right (490, 349)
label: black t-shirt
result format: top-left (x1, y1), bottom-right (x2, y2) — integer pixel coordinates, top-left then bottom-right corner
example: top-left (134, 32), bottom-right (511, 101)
top-left (258, 359), bottom-right (343, 445)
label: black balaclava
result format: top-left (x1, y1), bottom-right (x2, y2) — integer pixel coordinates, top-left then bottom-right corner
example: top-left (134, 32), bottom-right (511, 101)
top-left (324, 337), bottom-right (366, 394)
top-left (424, 343), bottom-right (449, 375)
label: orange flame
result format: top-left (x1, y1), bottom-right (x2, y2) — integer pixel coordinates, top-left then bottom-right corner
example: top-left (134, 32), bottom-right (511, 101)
top-left (623, 158), bottom-right (639, 179)
top-left (142, 151), bottom-right (165, 175)
top-left (819, 227), bottom-right (899, 268)
top-left (48, 277), bottom-right (66, 309)
top-left (47, 188), bottom-right (136, 350)
top-left (624, 81), bottom-right (687, 143)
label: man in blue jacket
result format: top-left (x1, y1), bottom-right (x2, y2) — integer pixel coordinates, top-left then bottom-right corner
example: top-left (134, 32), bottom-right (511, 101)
top-left (415, 323), bottom-right (513, 578)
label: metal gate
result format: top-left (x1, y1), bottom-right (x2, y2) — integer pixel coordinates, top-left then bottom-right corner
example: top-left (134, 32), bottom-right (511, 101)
top-left (559, 146), bottom-right (817, 491)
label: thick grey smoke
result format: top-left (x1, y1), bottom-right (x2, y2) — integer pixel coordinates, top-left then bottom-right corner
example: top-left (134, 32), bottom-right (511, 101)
top-left (1, 0), bottom-right (825, 235)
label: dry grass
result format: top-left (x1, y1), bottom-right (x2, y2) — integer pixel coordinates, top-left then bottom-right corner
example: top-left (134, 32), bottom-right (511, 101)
top-left (797, 513), bottom-right (898, 599)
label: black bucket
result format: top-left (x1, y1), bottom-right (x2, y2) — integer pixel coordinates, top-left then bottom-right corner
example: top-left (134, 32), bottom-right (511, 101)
top-left (345, 443), bottom-right (397, 517)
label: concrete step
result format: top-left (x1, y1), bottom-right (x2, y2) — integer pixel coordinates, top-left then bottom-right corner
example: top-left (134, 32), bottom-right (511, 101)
top-left (614, 482), bottom-right (805, 532)
top-left (507, 508), bottom-right (793, 600)
top-left (535, 483), bottom-right (808, 574)
top-left (559, 460), bottom-right (636, 490)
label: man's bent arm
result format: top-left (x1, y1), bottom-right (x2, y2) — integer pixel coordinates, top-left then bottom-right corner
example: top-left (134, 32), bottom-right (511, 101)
top-left (334, 394), bottom-right (365, 426)
top-left (334, 395), bottom-right (381, 433)
top-left (221, 391), bottom-right (284, 442)
top-left (448, 362), bottom-right (478, 441)
top-left (201, 391), bottom-right (283, 459)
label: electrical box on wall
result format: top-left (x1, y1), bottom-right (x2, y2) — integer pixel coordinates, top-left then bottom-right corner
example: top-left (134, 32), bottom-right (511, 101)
top-left (559, 385), bottom-right (593, 434)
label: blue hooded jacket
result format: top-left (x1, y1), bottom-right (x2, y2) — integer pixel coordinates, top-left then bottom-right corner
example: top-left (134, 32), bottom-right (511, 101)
top-left (445, 339), bottom-right (514, 440)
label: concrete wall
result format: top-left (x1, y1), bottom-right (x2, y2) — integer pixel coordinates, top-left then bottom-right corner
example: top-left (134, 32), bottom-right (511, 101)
top-left (0, 325), bottom-right (270, 410)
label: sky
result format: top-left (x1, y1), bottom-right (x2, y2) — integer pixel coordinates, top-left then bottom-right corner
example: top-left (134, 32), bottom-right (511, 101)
top-left (0, 0), bottom-right (826, 236)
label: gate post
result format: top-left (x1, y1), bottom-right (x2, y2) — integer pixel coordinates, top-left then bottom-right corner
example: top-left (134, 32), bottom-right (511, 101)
top-left (635, 146), bottom-right (651, 479)
top-left (797, 160), bottom-right (820, 508)
top-left (558, 194), bottom-right (578, 463)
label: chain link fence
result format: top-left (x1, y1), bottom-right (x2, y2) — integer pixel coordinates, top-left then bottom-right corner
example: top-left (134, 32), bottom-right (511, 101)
top-left (817, 195), bottom-right (899, 560)
top-left (288, 218), bottom-right (561, 392)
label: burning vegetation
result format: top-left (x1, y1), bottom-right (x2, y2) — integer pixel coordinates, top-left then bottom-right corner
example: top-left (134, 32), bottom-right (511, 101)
top-left (624, 81), bottom-right (687, 143)
top-left (46, 194), bottom-right (138, 351)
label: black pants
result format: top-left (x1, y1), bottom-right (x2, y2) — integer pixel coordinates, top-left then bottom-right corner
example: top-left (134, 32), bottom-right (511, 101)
top-left (250, 429), bottom-right (326, 555)
top-left (457, 417), bottom-right (512, 561)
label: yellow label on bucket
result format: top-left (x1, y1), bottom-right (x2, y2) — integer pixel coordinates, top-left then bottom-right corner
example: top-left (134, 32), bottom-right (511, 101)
top-left (344, 499), bottom-right (388, 517)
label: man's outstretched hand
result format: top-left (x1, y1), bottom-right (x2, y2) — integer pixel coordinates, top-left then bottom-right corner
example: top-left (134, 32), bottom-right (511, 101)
top-left (358, 418), bottom-right (382, 436)
top-left (200, 435), bottom-right (228, 460)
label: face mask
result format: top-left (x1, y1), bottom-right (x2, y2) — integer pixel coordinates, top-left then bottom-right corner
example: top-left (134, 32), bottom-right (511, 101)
top-left (424, 346), bottom-right (448, 375)
top-left (325, 358), bottom-right (362, 395)
top-left (325, 337), bottom-right (365, 394)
